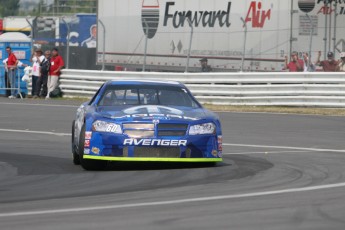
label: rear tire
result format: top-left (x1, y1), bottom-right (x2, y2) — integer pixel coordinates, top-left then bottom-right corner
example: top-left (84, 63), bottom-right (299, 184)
top-left (78, 124), bottom-right (107, 171)
top-left (72, 120), bottom-right (80, 165)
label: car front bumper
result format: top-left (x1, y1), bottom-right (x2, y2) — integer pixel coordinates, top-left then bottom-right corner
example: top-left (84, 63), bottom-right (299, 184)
top-left (83, 131), bottom-right (222, 162)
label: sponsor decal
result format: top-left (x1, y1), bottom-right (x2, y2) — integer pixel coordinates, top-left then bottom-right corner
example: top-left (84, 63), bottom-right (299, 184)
top-left (312, 1), bottom-right (345, 15)
top-left (123, 105), bottom-right (184, 115)
top-left (84, 148), bottom-right (90, 155)
top-left (142, 0), bottom-right (160, 39)
top-left (245, 1), bottom-right (272, 28)
top-left (124, 138), bottom-right (187, 147)
top-left (85, 131), bottom-right (92, 140)
top-left (212, 150), bottom-right (218, 157)
top-left (91, 147), bottom-right (100, 155)
top-left (112, 114), bottom-right (198, 121)
top-left (298, 0), bottom-right (316, 13)
top-left (113, 106), bottom-right (199, 120)
top-left (217, 135), bottom-right (223, 151)
top-left (317, 5), bottom-right (336, 14)
top-left (13, 51), bottom-right (26, 59)
top-left (163, 1), bottom-right (232, 28)
top-left (84, 140), bottom-right (90, 148)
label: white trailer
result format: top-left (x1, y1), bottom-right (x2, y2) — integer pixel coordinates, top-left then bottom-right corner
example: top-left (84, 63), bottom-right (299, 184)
top-left (3, 17), bottom-right (32, 34)
top-left (97, 0), bottom-right (345, 72)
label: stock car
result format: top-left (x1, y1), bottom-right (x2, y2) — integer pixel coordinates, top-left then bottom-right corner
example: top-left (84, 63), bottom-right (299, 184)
top-left (71, 80), bottom-right (223, 170)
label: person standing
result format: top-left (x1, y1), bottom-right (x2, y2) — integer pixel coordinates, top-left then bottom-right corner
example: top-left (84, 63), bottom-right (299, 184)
top-left (31, 49), bottom-right (45, 98)
top-left (5, 46), bottom-right (18, 99)
top-left (316, 51), bottom-right (339, 72)
top-left (337, 52), bottom-right (345, 72)
top-left (3, 57), bottom-right (27, 97)
top-left (199, 58), bottom-right (212, 72)
top-left (46, 48), bottom-right (64, 99)
top-left (302, 53), bottom-right (315, 72)
top-left (35, 50), bottom-right (51, 98)
top-left (284, 51), bottom-right (304, 72)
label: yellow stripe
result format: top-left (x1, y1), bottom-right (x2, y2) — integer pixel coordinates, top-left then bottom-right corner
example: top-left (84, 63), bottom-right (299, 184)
top-left (4, 28), bottom-right (31, 32)
top-left (83, 155), bottom-right (222, 163)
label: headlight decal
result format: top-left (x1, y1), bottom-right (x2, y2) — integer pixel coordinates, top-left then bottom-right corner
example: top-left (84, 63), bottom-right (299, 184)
top-left (188, 122), bottom-right (216, 135)
top-left (92, 120), bottom-right (122, 134)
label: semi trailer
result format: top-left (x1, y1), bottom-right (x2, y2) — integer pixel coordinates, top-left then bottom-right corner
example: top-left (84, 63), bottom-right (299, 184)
top-left (96, 0), bottom-right (345, 72)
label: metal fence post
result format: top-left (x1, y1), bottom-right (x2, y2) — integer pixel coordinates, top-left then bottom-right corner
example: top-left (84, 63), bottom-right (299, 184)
top-left (324, 2), bottom-right (328, 60)
top-left (143, 19), bottom-right (149, 72)
top-left (98, 19), bottom-right (106, 71)
top-left (26, 17), bottom-right (35, 50)
top-left (61, 17), bottom-right (70, 69)
top-left (306, 14), bottom-right (314, 67)
top-left (185, 18), bottom-right (193, 73)
top-left (333, 2), bottom-right (337, 55)
top-left (16, 68), bottom-right (23, 99)
top-left (240, 17), bottom-right (247, 72)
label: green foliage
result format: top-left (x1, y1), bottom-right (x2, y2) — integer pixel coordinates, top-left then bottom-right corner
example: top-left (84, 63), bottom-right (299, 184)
top-left (56, 0), bottom-right (97, 14)
top-left (0, 0), bottom-right (20, 17)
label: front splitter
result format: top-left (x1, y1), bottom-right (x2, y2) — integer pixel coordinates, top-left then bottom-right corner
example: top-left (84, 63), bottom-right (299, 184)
top-left (83, 155), bottom-right (222, 163)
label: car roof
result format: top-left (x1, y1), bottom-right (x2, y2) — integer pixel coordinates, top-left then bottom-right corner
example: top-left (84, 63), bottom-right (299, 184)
top-left (107, 79), bottom-right (183, 87)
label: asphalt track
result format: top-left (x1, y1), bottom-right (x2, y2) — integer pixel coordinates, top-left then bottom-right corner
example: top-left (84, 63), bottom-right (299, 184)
top-left (0, 98), bottom-right (345, 230)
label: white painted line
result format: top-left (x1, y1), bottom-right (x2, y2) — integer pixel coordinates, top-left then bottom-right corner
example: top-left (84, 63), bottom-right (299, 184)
top-left (0, 129), bottom-right (71, 137)
top-left (0, 102), bottom-right (78, 108)
top-left (214, 110), bottom-right (345, 117)
top-left (223, 143), bottom-right (345, 153)
top-left (1, 181), bottom-right (345, 218)
top-left (0, 129), bottom-right (343, 153)
top-left (222, 150), bottom-right (311, 155)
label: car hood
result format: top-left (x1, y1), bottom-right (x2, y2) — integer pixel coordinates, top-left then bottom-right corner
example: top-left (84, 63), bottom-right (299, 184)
top-left (91, 105), bottom-right (216, 123)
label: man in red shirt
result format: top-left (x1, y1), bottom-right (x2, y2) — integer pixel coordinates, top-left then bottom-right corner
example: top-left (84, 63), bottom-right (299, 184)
top-left (46, 48), bottom-right (64, 99)
top-left (284, 51), bottom-right (304, 72)
top-left (6, 46), bottom-right (18, 99)
top-left (316, 51), bottom-right (339, 72)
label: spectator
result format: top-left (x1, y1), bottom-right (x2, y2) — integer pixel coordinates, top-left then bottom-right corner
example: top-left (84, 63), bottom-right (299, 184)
top-left (316, 51), bottom-right (339, 72)
top-left (35, 50), bottom-right (51, 98)
top-left (284, 51), bottom-right (304, 72)
top-left (46, 48), bottom-right (64, 99)
top-left (2, 58), bottom-right (27, 97)
top-left (31, 49), bottom-right (45, 98)
top-left (302, 53), bottom-right (315, 72)
top-left (199, 58), bottom-right (212, 72)
top-left (5, 46), bottom-right (18, 99)
top-left (337, 52), bottom-right (345, 72)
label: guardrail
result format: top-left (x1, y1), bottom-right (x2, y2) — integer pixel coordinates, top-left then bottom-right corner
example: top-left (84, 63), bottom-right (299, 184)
top-left (60, 69), bottom-right (345, 107)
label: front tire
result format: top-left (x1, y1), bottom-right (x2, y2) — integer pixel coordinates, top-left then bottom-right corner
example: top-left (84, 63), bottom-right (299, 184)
top-left (78, 124), bottom-right (107, 171)
top-left (72, 120), bottom-right (80, 165)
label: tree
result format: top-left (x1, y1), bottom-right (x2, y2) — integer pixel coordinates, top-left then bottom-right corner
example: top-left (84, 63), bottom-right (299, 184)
top-left (0, 0), bottom-right (20, 17)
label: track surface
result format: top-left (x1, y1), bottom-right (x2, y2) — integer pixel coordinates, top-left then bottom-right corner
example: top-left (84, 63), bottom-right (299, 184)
top-left (0, 98), bottom-right (345, 230)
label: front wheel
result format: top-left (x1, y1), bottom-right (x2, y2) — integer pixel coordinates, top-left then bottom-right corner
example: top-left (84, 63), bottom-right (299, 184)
top-left (72, 120), bottom-right (80, 165)
top-left (78, 124), bottom-right (107, 171)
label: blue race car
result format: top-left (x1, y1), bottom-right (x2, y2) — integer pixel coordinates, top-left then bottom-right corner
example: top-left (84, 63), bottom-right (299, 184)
top-left (72, 80), bottom-right (222, 170)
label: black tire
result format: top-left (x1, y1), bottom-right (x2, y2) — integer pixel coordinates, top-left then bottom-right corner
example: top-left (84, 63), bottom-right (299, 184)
top-left (72, 120), bottom-right (80, 165)
top-left (78, 124), bottom-right (107, 171)
top-left (205, 162), bottom-right (217, 167)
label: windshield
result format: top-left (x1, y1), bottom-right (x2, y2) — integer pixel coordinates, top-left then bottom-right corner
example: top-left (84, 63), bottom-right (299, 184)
top-left (98, 85), bottom-right (200, 108)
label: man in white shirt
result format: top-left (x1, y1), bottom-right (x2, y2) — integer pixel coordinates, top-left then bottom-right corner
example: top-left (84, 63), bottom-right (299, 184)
top-left (302, 53), bottom-right (315, 72)
top-left (31, 49), bottom-right (45, 98)
top-left (337, 52), bottom-right (345, 72)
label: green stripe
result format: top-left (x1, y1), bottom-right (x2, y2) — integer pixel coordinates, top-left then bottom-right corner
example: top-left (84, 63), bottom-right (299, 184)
top-left (83, 155), bottom-right (222, 163)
